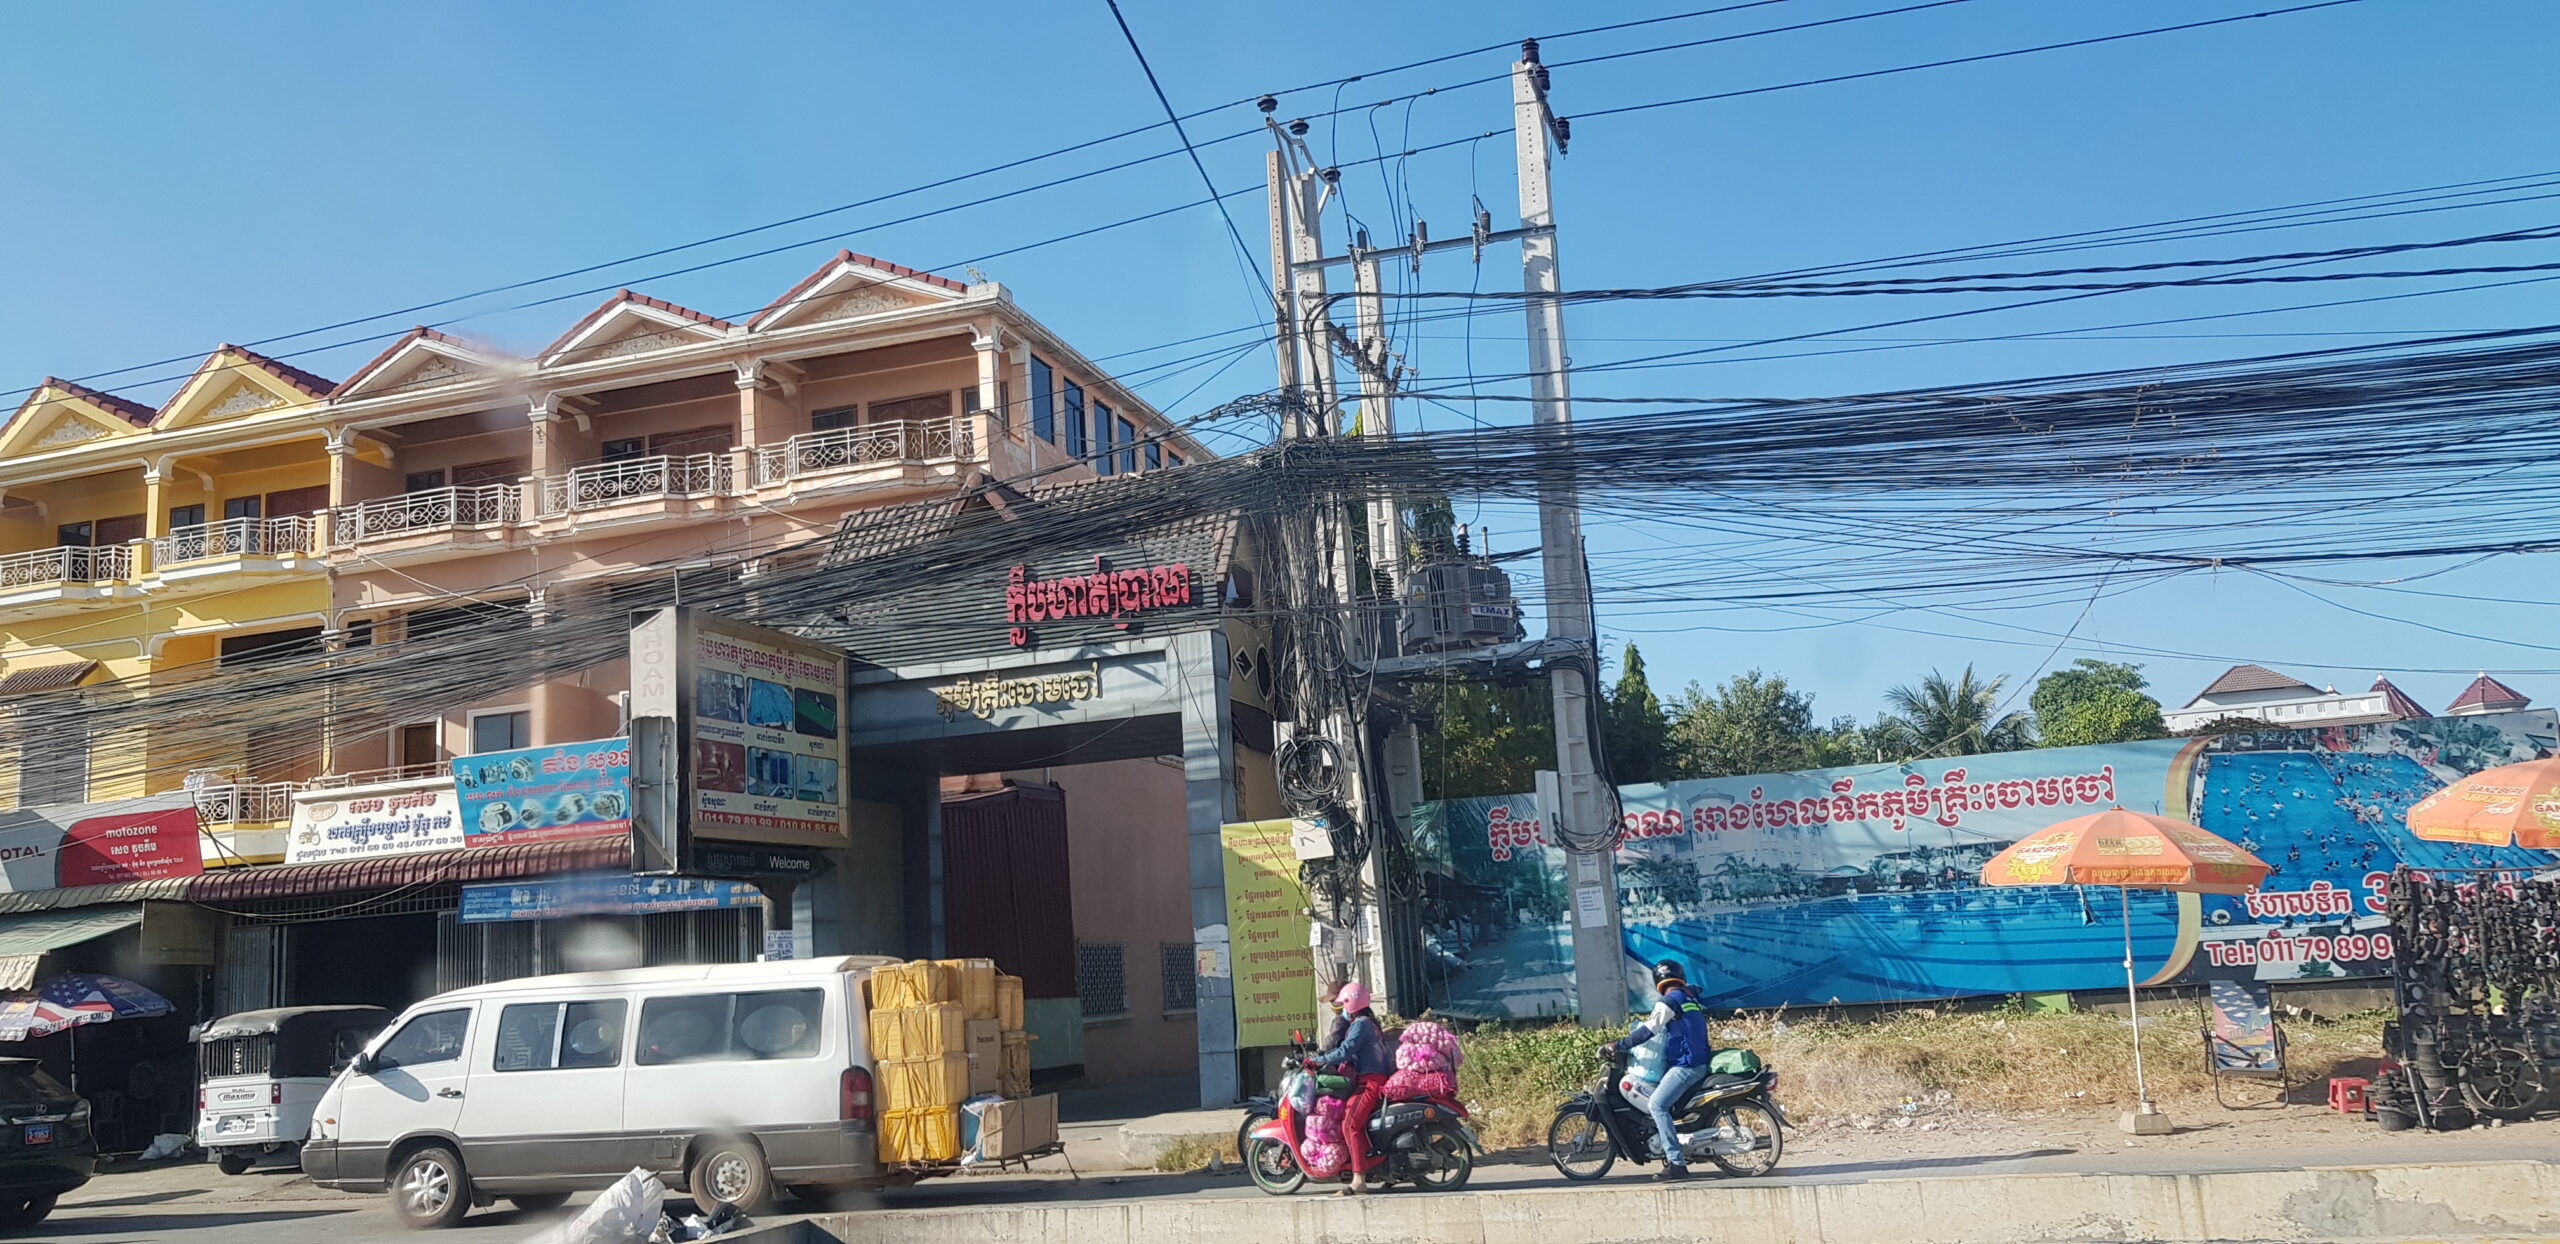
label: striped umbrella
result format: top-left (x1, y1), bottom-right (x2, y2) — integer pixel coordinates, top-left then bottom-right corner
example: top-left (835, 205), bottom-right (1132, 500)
top-left (0, 973), bottom-right (172, 1041)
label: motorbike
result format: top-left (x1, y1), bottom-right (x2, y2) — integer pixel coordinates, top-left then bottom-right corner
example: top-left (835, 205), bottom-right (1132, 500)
top-left (1244, 1056), bottom-right (1479, 1195)
top-left (1546, 1046), bottom-right (1786, 1181)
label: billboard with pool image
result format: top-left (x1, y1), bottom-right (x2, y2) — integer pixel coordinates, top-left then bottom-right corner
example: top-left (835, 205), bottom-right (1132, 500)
top-left (1422, 711), bottom-right (2558, 1017)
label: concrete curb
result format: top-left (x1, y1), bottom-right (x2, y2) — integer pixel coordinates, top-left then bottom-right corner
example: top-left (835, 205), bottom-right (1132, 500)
top-left (754, 1159), bottom-right (2560, 1244)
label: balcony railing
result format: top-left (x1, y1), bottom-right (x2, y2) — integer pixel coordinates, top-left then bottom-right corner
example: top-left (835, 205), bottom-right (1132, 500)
top-left (0, 545), bottom-right (132, 589)
top-left (540, 453), bottom-right (734, 515)
top-left (329, 485), bottom-right (521, 549)
top-left (193, 780), bottom-right (303, 825)
top-left (152, 516), bottom-right (317, 566)
top-left (753, 417), bottom-right (971, 485)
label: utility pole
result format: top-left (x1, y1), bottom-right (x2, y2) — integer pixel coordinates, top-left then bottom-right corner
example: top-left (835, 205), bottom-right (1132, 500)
top-left (1515, 42), bottom-right (1626, 1026)
top-left (1351, 237), bottom-right (1428, 1009)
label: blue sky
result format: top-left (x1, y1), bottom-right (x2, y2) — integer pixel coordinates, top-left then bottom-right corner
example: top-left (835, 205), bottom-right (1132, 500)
top-left (5, 0), bottom-right (2556, 723)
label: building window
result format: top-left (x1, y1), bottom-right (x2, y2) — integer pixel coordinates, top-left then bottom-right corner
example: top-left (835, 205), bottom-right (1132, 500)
top-left (405, 469), bottom-right (449, 493)
top-left (1160, 943), bottom-right (1197, 1013)
top-left (1029, 357), bottom-right (1055, 443)
top-left (470, 709), bottom-right (531, 754)
top-left (1062, 381), bottom-right (1087, 458)
top-left (17, 713), bottom-right (88, 806)
top-left (810, 405), bottom-right (859, 434)
top-left (601, 437), bottom-right (647, 463)
top-left (169, 504), bottom-right (206, 530)
top-left (996, 380), bottom-right (1010, 432)
top-left (1118, 418), bottom-right (1139, 475)
top-left (1092, 401), bottom-right (1116, 475)
top-left (395, 721), bottom-right (443, 776)
top-left (1145, 441), bottom-right (1162, 472)
top-left (55, 521), bottom-right (90, 547)
top-left (1076, 940), bottom-right (1127, 1020)
top-left (1168, 452), bottom-right (1185, 468)
top-left (453, 459), bottom-right (522, 488)
top-left (223, 496), bottom-right (263, 521)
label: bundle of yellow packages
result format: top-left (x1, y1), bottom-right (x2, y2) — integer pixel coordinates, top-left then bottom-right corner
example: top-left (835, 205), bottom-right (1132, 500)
top-left (936, 958), bottom-right (998, 1021)
top-left (880, 1106), bottom-right (960, 1163)
top-left (867, 1001), bottom-right (965, 1061)
top-left (871, 961), bottom-right (958, 1010)
top-left (881, 1053), bottom-right (971, 1112)
top-left (998, 1031), bottom-right (1033, 1099)
top-left (996, 974), bottom-right (1025, 1031)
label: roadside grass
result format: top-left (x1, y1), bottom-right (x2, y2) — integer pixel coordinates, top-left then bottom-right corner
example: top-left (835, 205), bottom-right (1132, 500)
top-left (1453, 1005), bottom-right (2388, 1149)
top-left (1152, 1132), bottom-right (1242, 1172)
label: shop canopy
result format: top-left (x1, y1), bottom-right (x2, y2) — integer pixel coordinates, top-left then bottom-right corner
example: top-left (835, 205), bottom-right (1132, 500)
top-left (0, 903), bottom-right (143, 990)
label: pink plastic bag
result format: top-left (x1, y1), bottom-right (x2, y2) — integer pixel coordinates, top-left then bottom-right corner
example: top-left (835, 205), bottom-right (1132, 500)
top-left (1383, 1068), bottom-right (1458, 1101)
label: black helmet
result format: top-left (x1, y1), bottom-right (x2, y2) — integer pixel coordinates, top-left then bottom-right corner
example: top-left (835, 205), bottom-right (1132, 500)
top-left (1652, 959), bottom-right (1688, 988)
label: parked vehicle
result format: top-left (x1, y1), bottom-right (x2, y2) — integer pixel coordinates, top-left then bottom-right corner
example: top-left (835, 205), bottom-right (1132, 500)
top-left (0, 1058), bottom-right (93, 1230)
top-left (304, 956), bottom-right (899, 1229)
top-left (196, 1005), bottom-right (391, 1175)
top-left (1243, 1056), bottom-right (1476, 1195)
top-left (1545, 1046), bottom-right (1785, 1181)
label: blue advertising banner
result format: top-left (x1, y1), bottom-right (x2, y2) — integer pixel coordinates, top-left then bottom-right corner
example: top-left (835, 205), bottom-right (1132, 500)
top-left (455, 738), bottom-right (632, 848)
top-left (1422, 711), bottom-right (2560, 1017)
top-left (460, 873), bottom-right (764, 923)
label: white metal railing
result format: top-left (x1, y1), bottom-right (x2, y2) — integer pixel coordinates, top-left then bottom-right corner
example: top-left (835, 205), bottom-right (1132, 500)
top-left (328, 485), bottom-right (521, 548)
top-left (0, 544), bottom-right (132, 589)
top-left (152, 516), bottom-right (317, 566)
top-left (541, 453), bottom-right (734, 515)
top-left (193, 780), bottom-right (303, 825)
top-left (752, 417), bottom-right (971, 485)
top-left (303, 764), bottom-right (445, 790)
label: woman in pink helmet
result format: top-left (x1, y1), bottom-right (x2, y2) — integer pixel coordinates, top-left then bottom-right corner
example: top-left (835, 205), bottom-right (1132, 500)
top-left (1302, 979), bottom-right (1395, 1193)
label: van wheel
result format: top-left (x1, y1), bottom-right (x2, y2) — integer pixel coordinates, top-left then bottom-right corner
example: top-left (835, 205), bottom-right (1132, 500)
top-left (218, 1152), bottom-right (256, 1176)
top-left (690, 1139), bottom-right (774, 1215)
top-left (391, 1144), bottom-right (472, 1230)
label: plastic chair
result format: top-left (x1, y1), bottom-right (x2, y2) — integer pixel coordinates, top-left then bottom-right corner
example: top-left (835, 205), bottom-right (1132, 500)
top-left (2201, 978), bottom-right (2290, 1108)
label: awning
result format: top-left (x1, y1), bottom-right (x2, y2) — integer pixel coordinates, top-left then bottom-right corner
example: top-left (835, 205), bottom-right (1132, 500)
top-left (185, 835), bottom-right (634, 903)
top-left (0, 903), bottom-right (144, 989)
top-left (0, 661), bottom-right (98, 699)
top-left (0, 877), bottom-right (194, 918)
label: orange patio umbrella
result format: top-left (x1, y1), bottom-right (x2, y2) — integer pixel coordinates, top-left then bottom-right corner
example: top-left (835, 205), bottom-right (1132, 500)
top-left (1980, 807), bottom-right (2271, 1119)
top-left (2403, 756), bottom-right (2560, 850)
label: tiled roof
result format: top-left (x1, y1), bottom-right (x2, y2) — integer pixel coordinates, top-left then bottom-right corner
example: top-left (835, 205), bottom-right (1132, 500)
top-left (2199, 664), bottom-right (2316, 697)
top-left (2447, 673), bottom-right (2530, 712)
top-left (330, 325), bottom-right (478, 398)
top-left (0, 661), bottom-right (98, 699)
top-left (2371, 676), bottom-right (2427, 720)
top-left (219, 343), bottom-right (336, 398)
top-left (539, 290), bottom-right (735, 361)
top-left (750, 249), bottom-right (966, 328)
top-left (32, 376), bottom-right (155, 427)
top-left (185, 833), bottom-right (632, 902)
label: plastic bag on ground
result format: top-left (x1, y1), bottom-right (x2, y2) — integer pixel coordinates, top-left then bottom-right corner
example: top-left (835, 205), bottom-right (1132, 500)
top-left (522, 1167), bottom-right (664, 1244)
top-left (138, 1133), bottom-right (190, 1162)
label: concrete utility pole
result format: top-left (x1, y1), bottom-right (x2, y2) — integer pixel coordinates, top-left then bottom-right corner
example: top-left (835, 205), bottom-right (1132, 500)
top-left (1515, 43), bottom-right (1626, 1025)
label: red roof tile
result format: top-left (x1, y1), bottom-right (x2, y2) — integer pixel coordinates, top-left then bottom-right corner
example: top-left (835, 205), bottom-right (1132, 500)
top-left (220, 343), bottom-right (337, 398)
top-left (539, 290), bottom-right (735, 362)
top-left (749, 249), bottom-right (967, 329)
top-left (186, 834), bottom-right (632, 902)
top-left (2199, 664), bottom-right (2315, 697)
top-left (329, 325), bottom-right (478, 398)
top-left (31, 376), bottom-right (156, 427)
top-left (2446, 673), bottom-right (2529, 712)
top-left (2370, 676), bottom-right (2427, 720)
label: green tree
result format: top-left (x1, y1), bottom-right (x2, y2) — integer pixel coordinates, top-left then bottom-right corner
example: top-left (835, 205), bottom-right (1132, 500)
top-left (1668, 670), bottom-right (1833, 777)
top-left (1420, 680), bottom-right (1553, 800)
top-left (1880, 665), bottom-right (2032, 758)
top-left (1602, 643), bottom-right (1674, 784)
top-left (2030, 659), bottom-right (2168, 748)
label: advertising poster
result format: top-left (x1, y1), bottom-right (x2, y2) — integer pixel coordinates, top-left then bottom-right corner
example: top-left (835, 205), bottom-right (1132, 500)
top-left (456, 738), bottom-right (633, 847)
top-left (0, 796), bottom-right (203, 893)
top-left (1424, 711), bottom-right (2560, 1015)
top-left (286, 777), bottom-right (464, 865)
top-left (690, 616), bottom-right (847, 848)
top-left (459, 873), bottom-right (762, 923)
top-left (1220, 819), bottom-right (1318, 1046)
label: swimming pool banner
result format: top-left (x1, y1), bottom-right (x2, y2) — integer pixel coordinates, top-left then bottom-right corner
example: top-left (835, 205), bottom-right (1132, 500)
top-left (1424, 711), bottom-right (2559, 1015)
top-left (455, 737), bottom-right (633, 847)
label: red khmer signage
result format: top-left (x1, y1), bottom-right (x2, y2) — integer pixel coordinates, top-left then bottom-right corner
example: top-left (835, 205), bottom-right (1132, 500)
top-left (1005, 558), bottom-right (1195, 647)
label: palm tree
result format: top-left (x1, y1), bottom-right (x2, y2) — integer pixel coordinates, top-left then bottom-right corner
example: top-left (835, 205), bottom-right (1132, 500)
top-left (1880, 665), bottom-right (2033, 757)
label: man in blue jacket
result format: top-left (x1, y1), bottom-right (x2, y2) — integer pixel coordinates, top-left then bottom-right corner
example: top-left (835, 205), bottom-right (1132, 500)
top-left (1605, 959), bottom-right (1712, 1181)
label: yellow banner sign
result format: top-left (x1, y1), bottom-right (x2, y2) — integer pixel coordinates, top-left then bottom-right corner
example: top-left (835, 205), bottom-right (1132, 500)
top-left (1221, 819), bottom-right (1317, 1048)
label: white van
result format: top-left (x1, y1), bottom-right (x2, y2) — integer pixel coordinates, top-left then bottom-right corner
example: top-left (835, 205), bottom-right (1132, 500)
top-left (302, 956), bottom-right (895, 1229)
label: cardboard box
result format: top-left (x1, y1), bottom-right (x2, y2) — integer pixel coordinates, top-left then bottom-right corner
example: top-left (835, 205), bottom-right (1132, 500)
top-left (974, 1093), bottom-right (1058, 1160)
top-left (868, 1002), bottom-right (966, 1060)
top-left (996, 975), bottom-right (1025, 1031)
top-left (870, 961), bottom-right (958, 1009)
top-left (881, 1054), bottom-right (971, 1111)
top-left (936, 957), bottom-right (999, 1021)
top-left (881, 1106), bottom-right (959, 1163)
top-left (999, 1031), bottom-right (1032, 1099)
top-left (968, 1051), bottom-right (998, 1096)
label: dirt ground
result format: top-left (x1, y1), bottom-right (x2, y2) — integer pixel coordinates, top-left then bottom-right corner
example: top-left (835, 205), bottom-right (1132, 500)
top-left (1774, 1096), bottom-right (2560, 1169)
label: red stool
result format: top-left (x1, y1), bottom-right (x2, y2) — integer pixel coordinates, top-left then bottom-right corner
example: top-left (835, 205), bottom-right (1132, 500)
top-left (2328, 1077), bottom-right (2370, 1114)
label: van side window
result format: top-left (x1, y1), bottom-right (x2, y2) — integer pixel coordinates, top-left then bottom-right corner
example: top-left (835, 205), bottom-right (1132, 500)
top-left (495, 1001), bottom-right (626, 1072)
top-left (636, 989), bottom-right (824, 1065)
top-left (375, 1009), bottom-right (469, 1071)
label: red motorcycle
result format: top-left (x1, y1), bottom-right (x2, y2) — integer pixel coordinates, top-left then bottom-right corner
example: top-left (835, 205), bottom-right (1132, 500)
top-left (1243, 1052), bottom-right (1477, 1195)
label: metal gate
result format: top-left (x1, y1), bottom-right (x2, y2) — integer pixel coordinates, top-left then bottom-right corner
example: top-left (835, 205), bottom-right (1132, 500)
top-left (219, 922), bottom-right (288, 1014)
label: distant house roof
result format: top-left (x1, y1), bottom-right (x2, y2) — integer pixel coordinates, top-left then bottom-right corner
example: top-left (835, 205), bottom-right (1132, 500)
top-left (2198, 664), bottom-right (2317, 697)
top-left (2371, 676), bottom-right (2427, 720)
top-left (538, 290), bottom-right (736, 362)
top-left (217, 344), bottom-right (337, 398)
top-left (31, 377), bottom-right (155, 427)
top-left (0, 661), bottom-right (98, 699)
top-left (2447, 673), bottom-right (2530, 713)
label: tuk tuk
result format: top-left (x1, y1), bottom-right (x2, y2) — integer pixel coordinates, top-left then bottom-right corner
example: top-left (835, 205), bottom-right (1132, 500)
top-left (195, 1005), bottom-right (390, 1175)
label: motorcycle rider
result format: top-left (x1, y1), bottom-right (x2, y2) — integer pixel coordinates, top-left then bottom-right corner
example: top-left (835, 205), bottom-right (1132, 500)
top-left (1603, 959), bottom-right (1712, 1182)
top-left (1302, 979), bottom-right (1395, 1194)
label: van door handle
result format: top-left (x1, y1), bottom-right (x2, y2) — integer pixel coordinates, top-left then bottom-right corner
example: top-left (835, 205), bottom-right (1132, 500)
top-left (435, 1088), bottom-right (463, 1099)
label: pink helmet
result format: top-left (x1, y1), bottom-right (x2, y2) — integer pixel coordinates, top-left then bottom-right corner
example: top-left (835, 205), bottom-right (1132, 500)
top-left (1337, 980), bottom-right (1372, 1013)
